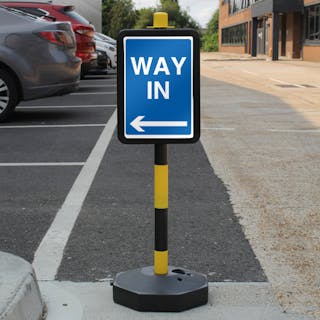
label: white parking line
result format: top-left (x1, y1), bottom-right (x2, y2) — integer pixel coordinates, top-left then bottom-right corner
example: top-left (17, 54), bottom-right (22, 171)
top-left (80, 79), bottom-right (116, 83)
top-left (0, 162), bottom-right (84, 166)
top-left (32, 110), bottom-right (117, 281)
top-left (79, 85), bottom-right (116, 88)
top-left (84, 75), bottom-right (116, 79)
top-left (0, 124), bottom-right (106, 129)
top-left (16, 105), bottom-right (116, 109)
top-left (70, 92), bottom-right (117, 95)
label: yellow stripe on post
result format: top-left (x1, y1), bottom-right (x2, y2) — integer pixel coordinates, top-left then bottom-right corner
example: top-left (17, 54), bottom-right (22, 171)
top-left (153, 12), bottom-right (168, 28)
top-left (148, 12), bottom-right (174, 29)
top-left (154, 165), bottom-right (168, 209)
top-left (154, 250), bottom-right (168, 275)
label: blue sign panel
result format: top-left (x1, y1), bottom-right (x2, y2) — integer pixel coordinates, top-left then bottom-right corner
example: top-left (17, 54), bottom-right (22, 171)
top-left (118, 29), bottom-right (200, 144)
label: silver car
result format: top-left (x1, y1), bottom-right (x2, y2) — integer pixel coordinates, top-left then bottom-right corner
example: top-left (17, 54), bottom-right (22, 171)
top-left (0, 5), bottom-right (81, 121)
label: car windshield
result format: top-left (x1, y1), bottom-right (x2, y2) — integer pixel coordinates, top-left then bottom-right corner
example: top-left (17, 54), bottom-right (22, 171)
top-left (62, 9), bottom-right (90, 25)
top-left (0, 5), bottom-right (39, 20)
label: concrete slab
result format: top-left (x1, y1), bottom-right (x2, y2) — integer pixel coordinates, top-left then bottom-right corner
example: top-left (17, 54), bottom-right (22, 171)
top-left (38, 281), bottom-right (312, 320)
top-left (0, 252), bottom-right (43, 320)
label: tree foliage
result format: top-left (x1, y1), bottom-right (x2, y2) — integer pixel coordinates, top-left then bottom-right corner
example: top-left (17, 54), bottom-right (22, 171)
top-left (102, 0), bottom-right (202, 40)
top-left (102, 0), bottom-right (136, 38)
top-left (157, 0), bottom-right (200, 29)
top-left (134, 0), bottom-right (200, 30)
top-left (134, 7), bottom-right (155, 29)
top-left (206, 9), bottom-right (219, 34)
top-left (202, 9), bottom-right (219, 52)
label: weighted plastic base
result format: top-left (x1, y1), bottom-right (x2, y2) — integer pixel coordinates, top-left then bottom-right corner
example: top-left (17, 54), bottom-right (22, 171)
top-left (113, 266), bottom-right (208, 312)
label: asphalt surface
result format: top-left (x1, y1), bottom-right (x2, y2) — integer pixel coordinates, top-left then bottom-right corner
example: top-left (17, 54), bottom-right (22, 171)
top-left (0, 72), bottom-right (266, 283)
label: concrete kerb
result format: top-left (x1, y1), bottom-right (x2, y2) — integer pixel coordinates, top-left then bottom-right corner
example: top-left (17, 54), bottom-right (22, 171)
top-left (0, 251), bottom-right (44, 320)
top-left (0, 250), bottom-right (313, 320)
top-left (39, 281), bottom-right (313, 320)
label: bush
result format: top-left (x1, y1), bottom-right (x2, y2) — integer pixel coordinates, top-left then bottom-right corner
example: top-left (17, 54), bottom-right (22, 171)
top-left (202, 32), bottom-right (219, 52)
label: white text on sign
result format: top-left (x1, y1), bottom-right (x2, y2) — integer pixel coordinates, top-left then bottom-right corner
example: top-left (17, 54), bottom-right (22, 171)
top-left (130, 57), bottom-right (187, 100)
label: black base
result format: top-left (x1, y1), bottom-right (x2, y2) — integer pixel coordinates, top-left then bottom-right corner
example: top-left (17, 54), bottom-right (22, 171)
top-left (113, 266), bottom-right (208, 312)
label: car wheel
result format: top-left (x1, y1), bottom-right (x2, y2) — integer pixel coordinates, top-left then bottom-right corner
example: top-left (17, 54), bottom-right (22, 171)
top-left (0, 69), bottom-right (19, 122)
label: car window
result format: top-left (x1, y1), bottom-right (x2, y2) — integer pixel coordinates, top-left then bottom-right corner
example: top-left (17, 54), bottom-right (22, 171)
top-left (62, 10), bottom-right (89, 25)
top-left (18, 7), bottom-right (48, 18)
top-left (0, 5), bottom-right (38, 20)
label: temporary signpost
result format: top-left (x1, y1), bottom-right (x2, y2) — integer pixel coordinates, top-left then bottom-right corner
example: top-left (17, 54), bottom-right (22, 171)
top-left (117, 15), bottom-right (200, 144)
top-left (113, 12), bottom-right (208, 312)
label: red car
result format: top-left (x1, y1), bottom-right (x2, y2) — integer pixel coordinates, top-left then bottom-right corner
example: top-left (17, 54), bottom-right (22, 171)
top-left (0, 2), bottom-right (97, 78)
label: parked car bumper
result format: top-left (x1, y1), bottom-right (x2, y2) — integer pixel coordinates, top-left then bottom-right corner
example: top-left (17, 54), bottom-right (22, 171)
top-left (23, 57), bottom-right (82, 100)
top-left (79, 52), bottom-right (98, 76)
top-left (24, 79), bottom-right (80, 100)
top-left (83, 51), bottom-right (108, 75)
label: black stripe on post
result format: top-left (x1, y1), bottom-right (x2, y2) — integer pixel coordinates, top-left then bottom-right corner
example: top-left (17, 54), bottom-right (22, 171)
top-left (155, 144), bottom-right (168, 165)
top-left (155, 209), bottom-right (168, 251)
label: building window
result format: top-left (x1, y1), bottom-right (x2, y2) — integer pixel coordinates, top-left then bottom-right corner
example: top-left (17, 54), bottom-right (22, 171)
top-left (222, 23), bottom-right (248, 46)
top-left (228, 0), bottom-right (261, 14)
top-left (305, 4), bottom-right (320, 43)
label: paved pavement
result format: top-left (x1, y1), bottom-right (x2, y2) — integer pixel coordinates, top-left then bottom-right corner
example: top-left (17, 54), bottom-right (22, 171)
top-left (0, 57), bottom-right (317, 319)
top-left (38, 281), bottom-right (311, 320)
top-left (201, 52), bottom-right (320, 318)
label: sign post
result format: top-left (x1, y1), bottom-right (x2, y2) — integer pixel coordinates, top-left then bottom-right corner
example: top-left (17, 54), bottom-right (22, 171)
top-left (113, 12), bottom-right (208, 312)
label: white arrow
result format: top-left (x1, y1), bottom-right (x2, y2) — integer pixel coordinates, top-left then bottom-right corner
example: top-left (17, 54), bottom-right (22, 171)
top-left (130, 116), bottom-right (188, 133)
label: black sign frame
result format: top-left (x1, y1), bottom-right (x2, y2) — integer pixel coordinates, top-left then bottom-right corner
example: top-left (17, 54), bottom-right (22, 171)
top-left (117, 28), bottom-right (200, 144)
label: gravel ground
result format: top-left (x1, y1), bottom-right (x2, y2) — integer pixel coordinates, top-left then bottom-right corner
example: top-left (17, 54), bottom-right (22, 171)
top-left (200, 52), bottom-right (320, 318)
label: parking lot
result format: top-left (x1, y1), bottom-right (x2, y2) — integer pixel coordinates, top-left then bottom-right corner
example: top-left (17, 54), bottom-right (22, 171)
top-left (0, 70), bottom-right (265, 285)
top-left (1, 55), bottom-right (319, 319)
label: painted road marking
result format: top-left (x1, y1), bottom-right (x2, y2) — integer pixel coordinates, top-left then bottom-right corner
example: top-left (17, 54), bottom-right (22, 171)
top-left (202, 127), bottom-right (235, 131)
top-left (270, 78), bottom-right (305, 88)
top-left (268, 129), bottom-right (320, 133)
top-left (32, 110), bottom-right (117, 281)
top-left (0, 162), bottom-right (84, 166)
top-left (70, 92), bottom-right (117, 95)
top-left (79, 85), bottom-right (116, 88)
top-left (241, 69), bottom-right (259, 76)
top-left (16, 105), bottom-right (117, 109)
top-left (0, 124), bottom-right (106, 129)
top-left (84, 75), bottom-right (116, 78)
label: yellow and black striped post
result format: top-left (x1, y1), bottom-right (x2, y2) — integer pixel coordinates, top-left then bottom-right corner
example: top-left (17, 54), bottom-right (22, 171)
top-left (154, 144), bottom-right (168, 275)
top-left (150, 12), bottom-right (171, 276)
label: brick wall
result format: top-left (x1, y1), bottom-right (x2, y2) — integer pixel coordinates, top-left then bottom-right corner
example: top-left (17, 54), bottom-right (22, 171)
top-left (219, 0), bottom-right (251, 53)
top-left (303, 46), bottom-right (320, 61)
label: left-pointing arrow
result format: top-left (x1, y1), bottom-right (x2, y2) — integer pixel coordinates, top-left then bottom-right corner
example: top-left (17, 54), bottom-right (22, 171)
top-left (130, 116), bottom-right (188, 133)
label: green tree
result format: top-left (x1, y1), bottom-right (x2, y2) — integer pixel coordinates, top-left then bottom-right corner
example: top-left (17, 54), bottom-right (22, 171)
top-left (134, 7), bottom-right (155, 29)
top-left (134, 0), bottom-right (200, 30)
top-left (102, 0), bottom-right (115, 36)
top-left (202, 9), bottom-right (219, 52)
top-left (159, 0), bottom-right (200, 29)
top-left (206, 9), bottom-right (219, 34)
top-left (102, 0), bottom-right (136, 38)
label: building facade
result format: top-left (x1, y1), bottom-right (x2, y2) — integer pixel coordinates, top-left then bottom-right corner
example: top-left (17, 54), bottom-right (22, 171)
top-left (219, 0), bottom-right (320, 61)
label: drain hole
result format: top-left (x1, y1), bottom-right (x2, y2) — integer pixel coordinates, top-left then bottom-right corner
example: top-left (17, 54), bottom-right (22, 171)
top-left (177, 277), bottom-right (183, 281)
top-left (172, 269), bottom-right (185, 275)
